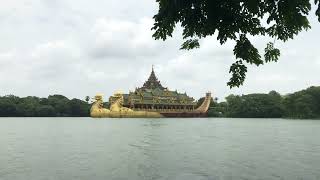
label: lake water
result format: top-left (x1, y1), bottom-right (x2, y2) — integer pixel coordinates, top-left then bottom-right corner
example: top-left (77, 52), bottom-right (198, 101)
top-left (0, 118), bottom-right (320, 180)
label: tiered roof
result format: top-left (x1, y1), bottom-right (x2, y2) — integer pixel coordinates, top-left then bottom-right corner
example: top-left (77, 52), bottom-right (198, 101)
top-left (114, 66), bottom-right (196, 106)
top-left (140, 66), bottom-right (165, 90)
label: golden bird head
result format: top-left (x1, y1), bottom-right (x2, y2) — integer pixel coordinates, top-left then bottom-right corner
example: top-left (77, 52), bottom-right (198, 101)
top-left (113, 90), bottom-right (123, 98)
top-left (94, 93), bottom-right (104, 100)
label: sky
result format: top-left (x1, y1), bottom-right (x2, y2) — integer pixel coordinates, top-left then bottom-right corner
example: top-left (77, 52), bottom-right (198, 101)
top-left (0, 0), bottom-right (320, 101)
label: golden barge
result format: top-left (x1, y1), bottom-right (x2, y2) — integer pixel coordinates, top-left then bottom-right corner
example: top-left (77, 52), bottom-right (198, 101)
top-left (90, 67), bottom-right (211, 118)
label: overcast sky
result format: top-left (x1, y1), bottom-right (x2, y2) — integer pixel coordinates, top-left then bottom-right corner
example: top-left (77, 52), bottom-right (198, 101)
top-left (1, 0), bottom-right (320, 101)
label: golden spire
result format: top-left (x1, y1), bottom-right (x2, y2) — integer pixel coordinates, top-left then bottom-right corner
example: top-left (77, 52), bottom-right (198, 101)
top-left (141, 65), bottom-right (164, 90)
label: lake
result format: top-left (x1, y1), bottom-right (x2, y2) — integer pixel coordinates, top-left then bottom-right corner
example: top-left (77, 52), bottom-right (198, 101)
top-left (0, 118), bottom-right (319, 180)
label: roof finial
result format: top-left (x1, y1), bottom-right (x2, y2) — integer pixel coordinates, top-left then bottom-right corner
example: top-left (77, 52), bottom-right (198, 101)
top-left (152, 64), bottom-right (154, 72)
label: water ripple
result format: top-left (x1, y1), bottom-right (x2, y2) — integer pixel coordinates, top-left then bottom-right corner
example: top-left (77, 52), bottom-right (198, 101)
top-left (0, 118), bottom-right (320, 180)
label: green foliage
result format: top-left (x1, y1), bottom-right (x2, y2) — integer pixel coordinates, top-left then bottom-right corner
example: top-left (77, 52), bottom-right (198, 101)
top-left (224, 92), bottom-right (284, 118)
top-left (264, 42), bottom-right (281, 62)
top-left (180, 39), bottom-right (200, 50)
top-left (152, 0), bottom-right (318, 87)
top-left (282, 86), bottom-right (320, 118)
top-left (227, 60), bottom-right (247, 88)
top-left (0, 94), bottom-right (91, 117)
top-left (317, 0), bottom-right (320, 21)
top-left (207, 108), bottom-right (222, 117)
top-left (209, 87), bottom-right (320, 119)
top-left (234, 35), bottom-right (263, 65)
top-left (36, 105), bottom-right (56, 117)
top-left (68, 99), bottom-right (90, 117)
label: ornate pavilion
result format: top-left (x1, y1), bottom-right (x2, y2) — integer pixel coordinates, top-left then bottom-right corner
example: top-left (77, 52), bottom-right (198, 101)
top-left (109, 66), bottom-right (197, 112)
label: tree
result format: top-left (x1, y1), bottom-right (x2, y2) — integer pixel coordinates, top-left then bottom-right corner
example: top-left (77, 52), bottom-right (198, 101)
top-left (0, 100), bottom-right (17, 116)
top-left (16, 96), bottom-right (41, 117)
top-left (282, 86), bottom-right (320, 118)
top-left (36, 105), bottom-right (56, 117)
top-left (47, 95), bottom-right (71, 116)
top-left (85, 96), bottom-right (90, 103)
top-left (0, 94), bottom-right (91, 117)
top-left (152, 0), bottom-right (320, 87)
top-left (223, 92), bottom-right (284, 118)
top-left (68, 98), bottom-right (90, 117)
top-left (225, 94), bottom-right (243, 117)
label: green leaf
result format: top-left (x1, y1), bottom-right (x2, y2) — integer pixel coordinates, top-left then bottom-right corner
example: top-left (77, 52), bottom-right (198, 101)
top-left (264, 42), bottom-right (280, 62)
top-left (227, 60), bottom-right (248, 88)
top-left (316, 0), bottom-right (320, 22)
top-left (233, 34), bottom-right (263, 66)
top-left (180, 39), bottom-right (200, 50)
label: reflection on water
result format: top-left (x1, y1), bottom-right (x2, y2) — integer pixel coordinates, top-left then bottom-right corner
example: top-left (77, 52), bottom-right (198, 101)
top-left (0, 118), bottom-right (320, 180)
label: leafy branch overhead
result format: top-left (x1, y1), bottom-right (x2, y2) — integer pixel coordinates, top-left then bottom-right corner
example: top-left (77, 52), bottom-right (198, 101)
top-left (152, 0), bottom-right (320, 87)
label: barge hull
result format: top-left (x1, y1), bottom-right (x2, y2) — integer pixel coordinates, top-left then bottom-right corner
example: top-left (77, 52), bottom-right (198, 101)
top-left (160, 112), bottom-right (208, 118)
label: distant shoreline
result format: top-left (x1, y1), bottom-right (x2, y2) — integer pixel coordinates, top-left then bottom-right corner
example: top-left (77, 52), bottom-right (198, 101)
top-left (1, 86), bottom-right (319, 119)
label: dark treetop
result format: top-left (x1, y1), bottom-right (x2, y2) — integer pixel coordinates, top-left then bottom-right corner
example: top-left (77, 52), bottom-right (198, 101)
top-left (152, 0), bottom-right (320, 87)
top-left (208, 86), bottom-right (320, 119)
top-left (0, 95), bottom-right (90, 117)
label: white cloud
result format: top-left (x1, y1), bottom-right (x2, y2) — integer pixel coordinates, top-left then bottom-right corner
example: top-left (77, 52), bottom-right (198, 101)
top-left (87, 17), bottom-right (180, 60)
top-left (0, 0), bottom-right (319, 101)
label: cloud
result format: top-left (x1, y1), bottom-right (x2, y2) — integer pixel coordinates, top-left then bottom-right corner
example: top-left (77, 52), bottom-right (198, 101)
top-left (86, 17), bottom-right (182, 61)
top-left (0, 0), bottom-right (319, 100)
top-left (88, 18), bottom-right (154, 59)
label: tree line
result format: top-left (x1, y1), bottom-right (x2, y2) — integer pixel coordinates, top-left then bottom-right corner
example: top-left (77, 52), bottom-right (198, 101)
top-left (0, 95), bottom-right (90, 117)
top-left (0, 86), bottom-right (319, 118)
top-left (207, 86), bottom-right (320, 119)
